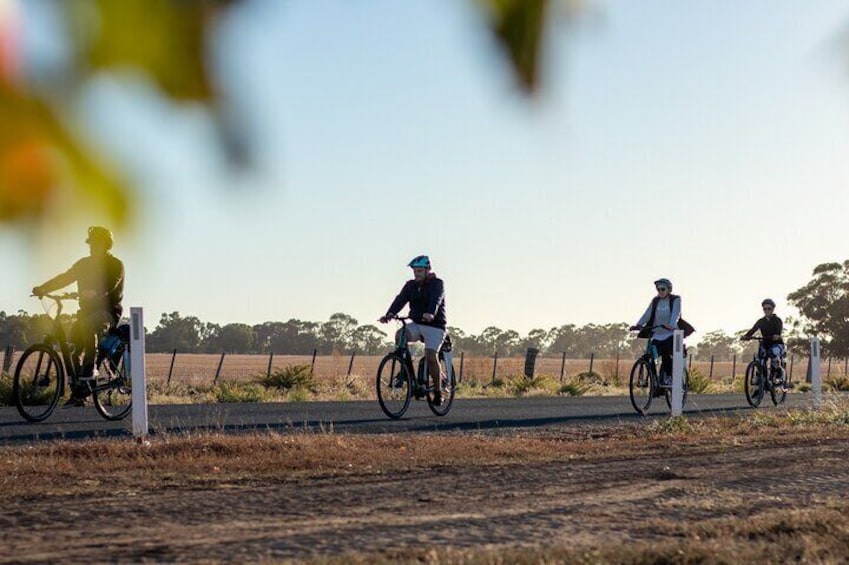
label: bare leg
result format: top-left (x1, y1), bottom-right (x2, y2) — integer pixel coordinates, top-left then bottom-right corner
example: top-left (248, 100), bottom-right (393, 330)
top-left (425, 348), bottom-right (441, 400)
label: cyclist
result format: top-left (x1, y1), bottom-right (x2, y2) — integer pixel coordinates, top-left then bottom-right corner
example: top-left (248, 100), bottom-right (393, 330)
top-left (741, 298), bottom-right (786, 388)
top-left (630, 278), bottom-right (681, 385)
top-left (379, 255), bottom-right (447, 404)
top-left (32, 226), bottom-right (125, 405)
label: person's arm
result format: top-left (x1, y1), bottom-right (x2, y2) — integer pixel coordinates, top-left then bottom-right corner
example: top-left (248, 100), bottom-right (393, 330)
top-left (384, 282), bottom-right (411, 319)
top-left (106, 258), bottom-right (125, 295)
top-left (635, 301), bottom-right (653, 328)
top-left (32, 264), bottom-right (78, 296)
top-left (742, 319), bottom-right (760, 340)
top-left (774, 317), bottom-right (783, 340)
top-left (667, 296), bottom-right (681, 329)
top-left (424, 279), bottom-right (444, 321)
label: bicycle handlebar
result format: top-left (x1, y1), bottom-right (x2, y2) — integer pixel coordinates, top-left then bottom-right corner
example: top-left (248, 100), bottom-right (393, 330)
top-left (37, 292), bottom-right (79, 301)
top-left (629, 324), bottom-right (667, 332)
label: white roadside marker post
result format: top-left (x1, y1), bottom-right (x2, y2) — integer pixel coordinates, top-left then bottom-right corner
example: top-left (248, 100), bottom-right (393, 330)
top-left (130, 307), bottom-right (149, 441)
top-left (671, 329), bottom-right (684, 417)
top-left (810, 337), bottom-right (821, 411)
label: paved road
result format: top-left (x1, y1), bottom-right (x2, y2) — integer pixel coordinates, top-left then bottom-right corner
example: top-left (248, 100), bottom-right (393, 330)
top-left (0, 392), bottom-right (814, 444)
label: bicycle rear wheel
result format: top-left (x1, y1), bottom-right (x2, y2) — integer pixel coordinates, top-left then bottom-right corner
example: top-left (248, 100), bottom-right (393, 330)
top-left (769, 368), bottom-right (787, 406)
top-left (13, 344), bottom-right (64, 422)
top-left (93, 350), bottom-right (132, 420)
top-left (744, 361), bottom-right (764, 408)
top-left (376, 354), bottom-right (412, 419)
top-left (629, 358), bottom-right (654, 415)
top-left (419, 357), bottom-right (456, 416)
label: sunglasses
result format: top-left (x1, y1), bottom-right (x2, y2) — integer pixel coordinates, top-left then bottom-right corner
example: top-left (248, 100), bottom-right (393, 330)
top-left (656, 287), bottom-right (668, 292)
top-left (763, 306), bottom-right (773, 311)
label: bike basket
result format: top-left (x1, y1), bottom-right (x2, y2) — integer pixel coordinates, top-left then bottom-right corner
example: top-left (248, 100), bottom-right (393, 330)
top-left (99, 334), bottom-right (123, 357)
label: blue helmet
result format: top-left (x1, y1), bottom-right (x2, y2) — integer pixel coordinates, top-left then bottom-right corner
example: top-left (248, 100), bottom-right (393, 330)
top-left (654, 278), bottom-right (672, 290)
top-left (407, 255), bottom-right (431, 269)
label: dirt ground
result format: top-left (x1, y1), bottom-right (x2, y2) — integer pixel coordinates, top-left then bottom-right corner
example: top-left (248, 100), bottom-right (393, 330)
top-left (2, 422), bottom-right (849, 564)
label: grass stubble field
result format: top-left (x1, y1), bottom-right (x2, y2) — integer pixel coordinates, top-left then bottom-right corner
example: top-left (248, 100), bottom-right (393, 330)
top-left (2, 353), bottom-right (848, 563)
top-left (2, 394), bottom-right (849, 564)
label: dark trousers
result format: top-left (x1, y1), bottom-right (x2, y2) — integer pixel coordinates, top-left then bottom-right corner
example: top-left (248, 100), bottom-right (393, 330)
top-left (70, 310), bottom-right (115, 379)
top-left (651, 336), bottom-right (674, 378)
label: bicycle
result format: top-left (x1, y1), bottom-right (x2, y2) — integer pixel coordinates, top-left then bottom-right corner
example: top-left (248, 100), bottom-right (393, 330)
top-left (741, 336), bottom-right (788, 407)
top-left (628, 325), bottom-right (690, 415)
top-left (12, 293), bottom-right (133, 422)
top-left (375, 316), bottom-right (456, 419)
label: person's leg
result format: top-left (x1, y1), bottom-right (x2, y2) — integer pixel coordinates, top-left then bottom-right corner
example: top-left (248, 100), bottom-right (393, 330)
top-left (420, 327), bottom-right (447, 402)
top-left (656, 337), bottom-right (674, 382)
top-left (78, 311), bottom-right (111, 381)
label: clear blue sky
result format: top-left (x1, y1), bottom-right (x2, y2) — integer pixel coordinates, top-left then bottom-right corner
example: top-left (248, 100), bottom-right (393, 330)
top-left (3, 0), bottom-right (849, 341)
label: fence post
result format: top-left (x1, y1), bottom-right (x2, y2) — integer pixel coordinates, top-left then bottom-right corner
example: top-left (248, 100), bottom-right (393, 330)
top-left (491, 351), bottom-right (498, 384)
top-left (524, 348), bottom-right (539, 379)
top-left (688, 353), bottom-right (693, 371)
top-left (615, 349), bottom-right (620, 381)
top-left (167, 349), bottom-right (177, 386)
top-left (789, 354), bottom-right (795, 381)
top-left (811, 338), bottom-right (822, 410)
top-left (459, 351), bottom-right (465, 381)
top-left (2, 345), bottom-right (13, 373)
top-left (709, 355), bottom-right (715, 380)
top-left (214, 352), bottom-right (226, 385)
top-left (347, 351), bottom-right (356, 377)
top-left (588, 352), bottom-right (595, 375)
top-left (827, 356), bottom-right (832, 377)
top-left (559, 352), bottom-right (567, 382)
top-left (732, 354), bottom-right (736, 380)
top-left (310, 348), bottom-right (317, 376)
top-left (845, 357), bottom-right (848, 376)
top-left (266, 352), bottom-right (274, 379)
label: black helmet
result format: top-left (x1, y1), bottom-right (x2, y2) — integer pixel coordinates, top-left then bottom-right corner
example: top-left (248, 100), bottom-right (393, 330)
top-left (86, 226), bottom-right (113, 250)
top-left (762, 298), bottom-right (776, 308)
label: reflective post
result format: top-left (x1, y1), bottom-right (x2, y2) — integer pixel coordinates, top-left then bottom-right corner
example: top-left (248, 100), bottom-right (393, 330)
top-left (811, 337), bottom-right (822, 410)
top-left (671, 330), bottom-right (685, 417)
top-left (130, 307), bottom-right (149, 441)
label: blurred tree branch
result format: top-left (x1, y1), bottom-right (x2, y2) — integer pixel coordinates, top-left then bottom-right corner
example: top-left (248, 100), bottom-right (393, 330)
top-left (0, 0), bottom-right (563, 230)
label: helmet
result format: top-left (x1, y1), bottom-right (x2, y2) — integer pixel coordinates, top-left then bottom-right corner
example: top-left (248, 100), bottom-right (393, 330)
top-left (653, 278), bottom-right (672, 290)
top-left (407, 255), bottom-right (431, 269)
top-left (86, 226), bottom-right (113, 250)
top-left (762, 298), bottom-right (776, 308)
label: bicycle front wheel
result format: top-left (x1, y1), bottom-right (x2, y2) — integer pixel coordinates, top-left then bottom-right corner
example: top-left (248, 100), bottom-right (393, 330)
top-left (376, 354), bottom-right (412, 419)
top-left (93, 350), bottom-right (132, 421)
top-left (769, 369), bottom-right (787, 406)
top-left (629, 358), bottom-right (654, 415)
top-left (419, 357), bottom-right (456, 417)
top-left (745, 361), bottom-right (764, 408)
top-left (13, 344), bottom-right (64, 422)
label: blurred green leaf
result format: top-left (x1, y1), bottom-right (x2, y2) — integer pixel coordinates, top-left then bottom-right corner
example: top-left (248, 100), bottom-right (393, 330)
top-left (0, 82), bottom-right (130, 226)
top-left (479, 0), bottom-right (549, 93)
top-left (69, 0), bottom-right (234, 101)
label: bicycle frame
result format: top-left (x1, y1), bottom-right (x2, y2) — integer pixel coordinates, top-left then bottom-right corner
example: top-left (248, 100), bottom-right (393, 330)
top-left (40, 294), bottom-right (82, 395)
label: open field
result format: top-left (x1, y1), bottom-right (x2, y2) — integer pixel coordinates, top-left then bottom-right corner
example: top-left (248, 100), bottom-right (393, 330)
top-left (3, 402), bottom-right (849, 563)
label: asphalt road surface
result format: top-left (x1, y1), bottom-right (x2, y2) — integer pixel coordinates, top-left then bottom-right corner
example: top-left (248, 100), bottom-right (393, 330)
top-left (0, 392), bottom-right (813, 444)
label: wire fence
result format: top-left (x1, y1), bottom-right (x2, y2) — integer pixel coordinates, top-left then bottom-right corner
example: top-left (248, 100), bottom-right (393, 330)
top-left (1, 345), bottom-right (833, 388)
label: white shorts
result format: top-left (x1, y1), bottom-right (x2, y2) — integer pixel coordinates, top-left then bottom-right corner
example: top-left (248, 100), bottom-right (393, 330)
top-left (405, 323), bottom-right (447, 351)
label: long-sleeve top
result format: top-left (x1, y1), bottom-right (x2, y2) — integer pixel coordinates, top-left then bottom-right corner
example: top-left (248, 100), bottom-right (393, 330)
top-left (385, 274), bottom-right (446, 329)
top-left (636, 295), bottom-right (681, 342)
top-left (38, 253), bottom-right (125, 318)
top-left (743, 315), bottom-right (783, 347)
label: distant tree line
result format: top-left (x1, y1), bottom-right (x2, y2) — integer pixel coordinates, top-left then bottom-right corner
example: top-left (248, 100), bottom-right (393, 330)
top-left (1, 262), bottom-right (844, 358)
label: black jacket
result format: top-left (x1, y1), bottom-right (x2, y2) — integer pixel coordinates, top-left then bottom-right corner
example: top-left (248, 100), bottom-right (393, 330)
top-left (743, 315), bottom-right (783, 347)
top-left (40, 253), bottom-right (125, 320)
top-left (386, 274), bottom-right (446, 329)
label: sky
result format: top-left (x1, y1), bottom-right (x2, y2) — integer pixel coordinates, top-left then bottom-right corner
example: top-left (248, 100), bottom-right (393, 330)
top-left (3, 0), bottom-right (849, 341)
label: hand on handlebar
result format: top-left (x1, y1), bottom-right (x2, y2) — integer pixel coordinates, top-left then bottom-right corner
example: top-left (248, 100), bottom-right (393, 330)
top-left (422, 313), bottom-right (434, 323)
top-left (629, 325), bottom-right (642, 331)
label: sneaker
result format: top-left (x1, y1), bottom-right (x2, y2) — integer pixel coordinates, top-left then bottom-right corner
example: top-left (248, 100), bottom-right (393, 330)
top-left (432, 392), bottom-right (443, 406)
top-left (391, 372), bottom-right (406, 389)
top-left (661, 373), bottom-right (672, 387)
